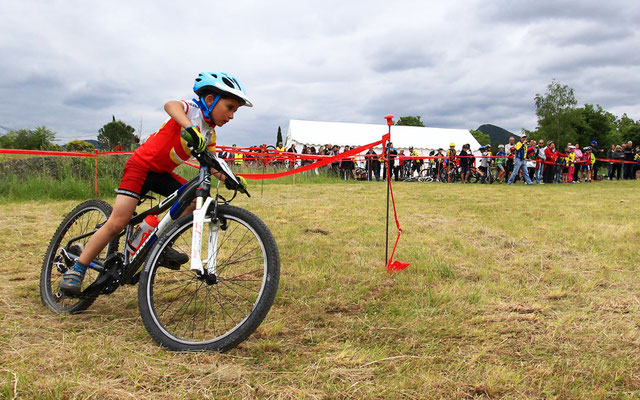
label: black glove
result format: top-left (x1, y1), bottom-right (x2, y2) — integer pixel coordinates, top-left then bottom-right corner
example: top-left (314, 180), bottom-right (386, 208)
top-left (224, 175), bottom-right (247, 192)
top-left (181, 125), bottom-right (207, 153)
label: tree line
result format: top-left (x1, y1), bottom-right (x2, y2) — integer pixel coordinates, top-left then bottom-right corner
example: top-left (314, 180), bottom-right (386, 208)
top-left (0, 116), bottom-right (137, 152)
top-left (527, 80), bottom-right (640, 148)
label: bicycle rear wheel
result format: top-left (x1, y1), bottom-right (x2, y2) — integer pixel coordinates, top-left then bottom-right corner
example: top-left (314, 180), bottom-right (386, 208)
top-left (138, 204), bottom-right (280, 352)
top-left (487, 168), bottom-right (496, 184)
top-left (40, 200), bottom-right (119, 314)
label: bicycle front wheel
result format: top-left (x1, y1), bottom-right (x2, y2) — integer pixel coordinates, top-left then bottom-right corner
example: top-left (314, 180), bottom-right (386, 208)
top-left (138, 204), bottom-right (280, 352)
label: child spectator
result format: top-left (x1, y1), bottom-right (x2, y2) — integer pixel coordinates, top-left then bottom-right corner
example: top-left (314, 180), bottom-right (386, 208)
top-left (573, 143), bottom-right (583, 182)
top-left (479, 145), bottom-right (491, 183)
top-left (584, 146), bottom-right (595, 182)
top-left (435, 148), bottom-right (445, 181)
top-left (459, 144), bottom-right (471, 183)
top-left (409, 146), bottom-right (422, 178)
top-left (495, 144), bottom-right (506, 183)
top-left (526, 140), bottom-right (537, 183)
top-left (566, 145), bottom-right (576, 183)
top-left (447, 143), bottom-right (457, 183)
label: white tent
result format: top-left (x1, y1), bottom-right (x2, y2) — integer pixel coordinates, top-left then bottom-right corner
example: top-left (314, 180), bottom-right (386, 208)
top-left (285, 119), bottom-right (481, 155)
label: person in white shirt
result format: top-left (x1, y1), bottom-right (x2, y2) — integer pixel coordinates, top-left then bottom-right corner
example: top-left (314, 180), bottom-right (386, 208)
top-left (536, 139), bottom-right (546, 184)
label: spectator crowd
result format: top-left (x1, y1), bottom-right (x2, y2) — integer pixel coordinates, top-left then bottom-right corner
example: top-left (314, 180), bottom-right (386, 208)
top-left (219, 137), bottom-right (640, 184)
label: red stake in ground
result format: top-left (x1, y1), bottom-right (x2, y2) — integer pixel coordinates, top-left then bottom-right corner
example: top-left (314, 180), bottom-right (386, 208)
top-left (383, 115), bottom-right (409, 273)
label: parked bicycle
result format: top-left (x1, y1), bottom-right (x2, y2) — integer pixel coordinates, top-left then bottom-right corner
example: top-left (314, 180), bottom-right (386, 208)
top-left (40, 149), bottom-right (280, 352)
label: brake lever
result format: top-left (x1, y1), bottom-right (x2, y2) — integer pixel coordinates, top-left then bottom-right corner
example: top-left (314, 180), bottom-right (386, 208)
top-left (192, 149), bottom-right (249, 197)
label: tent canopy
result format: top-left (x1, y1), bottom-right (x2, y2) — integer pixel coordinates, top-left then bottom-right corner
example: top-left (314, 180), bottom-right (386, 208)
top-left (285, 119), bottom-right (481, 153)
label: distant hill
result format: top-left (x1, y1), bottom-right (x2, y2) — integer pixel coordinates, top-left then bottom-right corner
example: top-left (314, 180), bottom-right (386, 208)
top-left (476, 124), bottom-right (519, 146)
top-left (85, 139), bottom-right (101, 149)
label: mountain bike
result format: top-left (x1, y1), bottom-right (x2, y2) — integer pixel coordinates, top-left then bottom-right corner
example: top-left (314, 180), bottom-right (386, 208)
top-left (40, 150), bottom-right (280, 352)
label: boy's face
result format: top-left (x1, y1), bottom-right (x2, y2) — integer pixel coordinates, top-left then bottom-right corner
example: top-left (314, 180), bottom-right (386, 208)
top-left (207, 96), bottom-right (243, 127)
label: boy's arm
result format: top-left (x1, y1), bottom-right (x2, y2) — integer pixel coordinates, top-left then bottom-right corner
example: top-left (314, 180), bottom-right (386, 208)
top-left (165, 100), bottom-right (207, 153)
top-left (164, 101), bottom-right (193, 128)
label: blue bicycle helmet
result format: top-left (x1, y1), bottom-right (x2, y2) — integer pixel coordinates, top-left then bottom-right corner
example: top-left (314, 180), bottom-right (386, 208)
top-left (192, 72), bottom-right (253, 123)
top-left (591, 140), bottom-right (598, 146)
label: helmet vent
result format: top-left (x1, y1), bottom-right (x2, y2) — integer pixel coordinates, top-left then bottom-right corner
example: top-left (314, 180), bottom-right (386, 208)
top-left (222, 77), bottom-right (235, 88)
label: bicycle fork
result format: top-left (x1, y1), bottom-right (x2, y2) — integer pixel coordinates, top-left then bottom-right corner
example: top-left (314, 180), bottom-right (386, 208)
top-left (190, 196), bottom-right (220, 276)
top-left (189, 167), bottom-right (220, 277)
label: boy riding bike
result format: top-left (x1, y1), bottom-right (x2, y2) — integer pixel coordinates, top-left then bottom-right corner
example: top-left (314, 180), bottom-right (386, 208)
top-left (60, 71), bottom-right (251, 295)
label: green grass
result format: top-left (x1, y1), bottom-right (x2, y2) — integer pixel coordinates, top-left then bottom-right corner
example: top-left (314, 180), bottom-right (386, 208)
top-left (0, 180), bottom-right (639, 398)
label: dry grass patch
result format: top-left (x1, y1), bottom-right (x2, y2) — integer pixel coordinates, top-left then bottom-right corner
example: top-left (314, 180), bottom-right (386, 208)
top-left (1, 181), bottom-right (640, 398)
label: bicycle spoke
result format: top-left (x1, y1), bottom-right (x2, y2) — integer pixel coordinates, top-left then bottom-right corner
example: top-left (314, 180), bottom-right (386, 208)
top-left (214, 221), bottom-right (242, 254)
top-left (156, 276), bottom-right (198, 319)
top-left (216, 251), bottom-right (262, 275)
top-left (217, 279), bottom-right (258, 305)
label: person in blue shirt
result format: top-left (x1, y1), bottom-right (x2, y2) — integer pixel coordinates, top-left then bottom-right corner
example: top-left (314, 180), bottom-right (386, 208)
top-left (507, 134), bottom-right (533, 185)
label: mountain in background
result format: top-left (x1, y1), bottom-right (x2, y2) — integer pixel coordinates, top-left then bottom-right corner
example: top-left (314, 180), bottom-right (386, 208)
top-left (85, 139), bottom-right (101, 149)
top-left (476, 124), bottom-right (519, 146)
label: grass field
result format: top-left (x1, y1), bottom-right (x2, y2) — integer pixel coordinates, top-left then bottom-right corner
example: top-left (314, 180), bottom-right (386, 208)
top-left (1, 180), bottom-right (639, 399)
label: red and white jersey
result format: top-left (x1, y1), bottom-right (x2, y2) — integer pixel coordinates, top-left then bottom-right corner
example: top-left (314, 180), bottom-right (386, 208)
top-left (131, 100), bottom-right (216, 172)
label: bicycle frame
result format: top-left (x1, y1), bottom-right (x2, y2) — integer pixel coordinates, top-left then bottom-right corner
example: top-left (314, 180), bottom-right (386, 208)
top-left (63, 154), bottom-right (242, 294)
top-left (120, 168), bottom-right (207, 282)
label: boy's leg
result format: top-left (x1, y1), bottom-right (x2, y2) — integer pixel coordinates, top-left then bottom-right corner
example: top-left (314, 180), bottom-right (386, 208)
top-left (78, 195), bottom-right (138, 265)
top-left (60, 195), bottom-right (138, 295)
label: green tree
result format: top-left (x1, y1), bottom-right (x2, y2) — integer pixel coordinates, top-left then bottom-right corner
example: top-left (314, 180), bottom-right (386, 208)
top-left (615, 114), bottom-right (640, 145)
top-left (66, 140), bottom-right (95, 152)
top-left (276, 126), bottom-right (283, 146)
top-left (396, 116), bottom-right (425, 127)
top-left (470, 129), bottom-right (490, 145)
top-left (534, 80), bottom-right (583, 146)
top-left (574, 104), bottom-right (617, 149)
top-left (98, 116), bottom-right (136, 151)
top-left (0, 126), bottom-right (59, 150)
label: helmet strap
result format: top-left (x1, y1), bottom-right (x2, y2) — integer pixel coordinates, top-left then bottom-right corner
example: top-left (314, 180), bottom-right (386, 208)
top-left (193, 94), bottom-right (221, 117)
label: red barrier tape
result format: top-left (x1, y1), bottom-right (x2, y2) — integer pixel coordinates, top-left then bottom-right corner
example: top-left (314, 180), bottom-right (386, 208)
top-left (0, 149), bottom-right (133, 157)
top-left (0, 149), bottom-right (97, 157)
top-left (239, 139), bottom-right (385, 180)
top-left (3, 148), bottom-right (633, 166)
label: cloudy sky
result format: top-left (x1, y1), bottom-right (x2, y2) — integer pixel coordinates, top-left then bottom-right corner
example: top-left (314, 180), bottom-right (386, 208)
top-left (1, 0), bottom-right (639, 146)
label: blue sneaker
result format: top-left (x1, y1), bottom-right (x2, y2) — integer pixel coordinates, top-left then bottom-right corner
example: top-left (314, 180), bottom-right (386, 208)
top-left (59, 263), bottom-right (86, 296)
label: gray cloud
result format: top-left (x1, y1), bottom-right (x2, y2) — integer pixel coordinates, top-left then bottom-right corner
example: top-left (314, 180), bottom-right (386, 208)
top-left (368, 46), bottom-right (439, 73)
top-left (483, 0), bottom-right (630, 23)
top-left (63, 81), bottom-right (131, 109)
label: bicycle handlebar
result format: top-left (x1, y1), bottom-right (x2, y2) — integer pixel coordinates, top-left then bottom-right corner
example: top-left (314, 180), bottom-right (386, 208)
top-left (191, 149), bottom-right (251, 197)
top-left (180, 129), bottom-right (250, 197)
